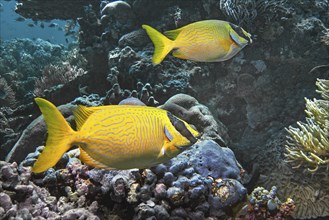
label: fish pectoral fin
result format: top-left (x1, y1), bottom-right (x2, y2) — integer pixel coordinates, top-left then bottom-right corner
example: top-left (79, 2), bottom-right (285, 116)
top-left (164, 125), bottom-right (173, 141)
top-left (157, 146), bottom-right (166, 159)
top-left (164, 27), bottom-right (184, 40)
top-left (172, 49), bottom-right (188, 60)
top-left (158, 140), bottom-right (178, 159)
top-left (229, 31), bottom-right (247, 47)
top-left (79, 147), bottom-right (114, 170)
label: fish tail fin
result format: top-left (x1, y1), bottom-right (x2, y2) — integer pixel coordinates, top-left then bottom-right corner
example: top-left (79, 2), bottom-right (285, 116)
top-left (32, 98), bottom-right (76, 173)
top-left (142, 24), bottom-right (174, 64)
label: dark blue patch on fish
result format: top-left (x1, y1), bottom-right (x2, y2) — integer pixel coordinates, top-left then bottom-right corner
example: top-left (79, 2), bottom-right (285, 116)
top-left (167, 112), bottom-right (197, 144)
top-left (229, 23), bottom-right (251, 44)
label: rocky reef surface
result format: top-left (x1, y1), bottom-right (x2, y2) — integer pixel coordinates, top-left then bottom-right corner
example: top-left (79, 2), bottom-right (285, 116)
top-left (1, 0), bottom-right (328, 219)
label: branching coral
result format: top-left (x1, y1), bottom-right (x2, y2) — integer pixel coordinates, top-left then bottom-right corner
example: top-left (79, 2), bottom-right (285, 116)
top-left (285, 78), bottom-right (329, 172)
top-left (0, 78), bottom-right (16, 108)
top-left (34, 63), bottom-right (87, 96)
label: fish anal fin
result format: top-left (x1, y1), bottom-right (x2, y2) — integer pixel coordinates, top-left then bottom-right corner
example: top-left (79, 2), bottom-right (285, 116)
top-left (172, 49), bottom-right (188, 60)
top-left (79, 147), bottom-right (113, 170)
top-left (164, 27), bottom-right (184, 40)
top-left (73, 105), bottom-right (103, 130)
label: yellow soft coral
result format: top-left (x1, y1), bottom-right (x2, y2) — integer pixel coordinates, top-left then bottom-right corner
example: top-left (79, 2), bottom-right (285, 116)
top-left (285, 78), bottom-right (329, 172)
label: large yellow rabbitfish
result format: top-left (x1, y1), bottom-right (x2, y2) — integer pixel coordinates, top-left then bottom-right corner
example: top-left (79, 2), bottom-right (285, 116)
top-left (32, 98), bottom-right (200, 173)
top-left (142, 20), bottom-right (252, 64)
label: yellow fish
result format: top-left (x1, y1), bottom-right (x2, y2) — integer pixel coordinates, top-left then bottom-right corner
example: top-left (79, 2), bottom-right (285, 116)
top-left (32, 98), bottom-right (200, 173)
top-left (142, 20), bottom-right (252, 64)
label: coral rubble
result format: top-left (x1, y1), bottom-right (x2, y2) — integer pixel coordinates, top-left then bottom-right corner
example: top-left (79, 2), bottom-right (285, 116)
top-left (235, 186), bottom-right (295, 220)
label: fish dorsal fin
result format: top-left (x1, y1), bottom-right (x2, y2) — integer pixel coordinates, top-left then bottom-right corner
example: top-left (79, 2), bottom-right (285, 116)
top-left (164, 27), bottom-right (184, 40)
top-left (79, 147), bottom-right (113, 170)
top-left (73, 105), bottom-right (103, 130)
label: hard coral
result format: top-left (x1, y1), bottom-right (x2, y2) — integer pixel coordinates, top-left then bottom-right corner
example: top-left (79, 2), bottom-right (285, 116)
top-left (219, 0), bottom-right (288, 26)
top-left (159, 93), bottom-right (229, 145)
top-left (285, 78), bottom-right (329, 172)
top-left (235, 186), bottom-right (295, 220)
top-left (0, 78), bottom-right (16, 108)
top-left (34, 63), bottom-right (87, 96)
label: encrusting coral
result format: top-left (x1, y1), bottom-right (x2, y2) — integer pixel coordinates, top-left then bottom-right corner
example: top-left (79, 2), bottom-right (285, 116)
top-left (235, 186), bottom-right (295, 219)
top-left (285, 78), bottom-right (329, 172)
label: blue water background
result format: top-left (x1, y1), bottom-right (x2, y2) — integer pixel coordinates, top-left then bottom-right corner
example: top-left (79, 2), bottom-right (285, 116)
top-left (0, 0), bottom-right (76, 46)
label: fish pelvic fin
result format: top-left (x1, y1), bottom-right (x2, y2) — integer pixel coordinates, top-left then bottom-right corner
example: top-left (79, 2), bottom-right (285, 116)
top-left (33, 98), bottom-right (77, 173)
top-left (142, 24), bottom-right (174, 64)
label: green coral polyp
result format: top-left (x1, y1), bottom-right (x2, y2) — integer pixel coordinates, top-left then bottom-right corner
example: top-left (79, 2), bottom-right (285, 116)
top-left (285, 78), bottom-right (329, 172)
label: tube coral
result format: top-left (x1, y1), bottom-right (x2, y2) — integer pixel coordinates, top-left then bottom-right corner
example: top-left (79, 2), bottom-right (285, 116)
top-left (285, 78), bottom-right (329, 172)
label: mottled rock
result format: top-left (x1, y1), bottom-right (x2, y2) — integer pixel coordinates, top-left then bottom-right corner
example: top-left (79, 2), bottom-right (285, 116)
top-left (160, 93), bottom-right (229, 145)
top-left (0, 192), bottom-right (12, 211)
top-left (62, 208), bottom-right (100, 220)
top-left (172, 140), bottom-right (241, 180)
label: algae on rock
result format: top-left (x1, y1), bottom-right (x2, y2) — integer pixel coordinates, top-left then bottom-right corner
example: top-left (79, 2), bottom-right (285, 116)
top-left (285, 78), bottom-right (329, 172)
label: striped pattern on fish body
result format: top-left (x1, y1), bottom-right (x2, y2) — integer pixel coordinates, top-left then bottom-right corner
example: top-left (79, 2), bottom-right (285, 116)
top-left (172, 21), bottom-right (238, 62)
top-left (32, 98), bottom-right (200, 173)
top-left (142, 20), bottom-right (252, 64)
top-left (77, 106), bottom-right (172, 169)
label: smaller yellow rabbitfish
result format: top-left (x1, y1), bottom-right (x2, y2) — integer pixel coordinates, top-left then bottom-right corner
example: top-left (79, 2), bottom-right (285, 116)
top-left (32, 98), bottom-right (200, 173)
top-left (142, 20), bottom-right (252, 64)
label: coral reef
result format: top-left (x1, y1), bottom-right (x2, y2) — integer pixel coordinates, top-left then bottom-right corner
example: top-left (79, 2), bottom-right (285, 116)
top-left (0, 78), bottom-right (16, 108)
top-left (285, 78), bottom-right (329, 172)
top-left (259, 160), bottom-right (329, 219)
top-left (218, 0), bottom-right (289, 27)
top-left (9, 139), bottom-right (246, 219)
top-left (159, 94), bottom-right (229, 145)
top-left (0, 38), bottom-right (66, 76)
top-left (235, 186), bottom-right (295, 219)
top-left (6, 0), bottom-right (329, 219)
top-left (0, 161), bottom-right (100, 219)
top-left (100, 1), bottom-right (136, 41)
top-left (34, 63), bottom-right (87, 96)
top-left (0, 39), bottom-right (87, 162)
top-left (104, 81), bottom-right (160, 106)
